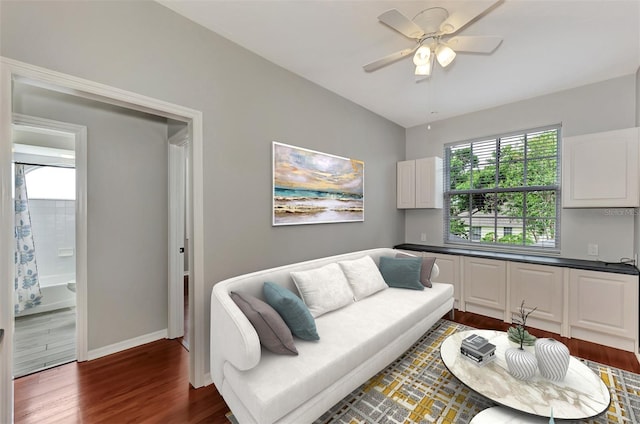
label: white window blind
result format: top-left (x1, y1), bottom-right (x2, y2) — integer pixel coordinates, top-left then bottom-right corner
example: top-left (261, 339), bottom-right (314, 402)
top-left (444, 125), bottom-right (560, 251)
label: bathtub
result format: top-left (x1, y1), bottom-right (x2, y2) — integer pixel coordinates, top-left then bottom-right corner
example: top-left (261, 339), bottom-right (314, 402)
top-left (16, 275), bottom-right (76, 317)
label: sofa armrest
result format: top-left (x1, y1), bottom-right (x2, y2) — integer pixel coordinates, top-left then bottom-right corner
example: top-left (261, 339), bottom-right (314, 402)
top-left (210, 281), bottom-right (261, 388)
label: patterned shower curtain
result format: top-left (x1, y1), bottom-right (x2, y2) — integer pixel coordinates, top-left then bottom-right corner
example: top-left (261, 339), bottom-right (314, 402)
top-left (14, 164), bottom-right (42, 314)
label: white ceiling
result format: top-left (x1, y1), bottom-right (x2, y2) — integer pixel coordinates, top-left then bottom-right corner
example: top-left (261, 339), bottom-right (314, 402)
top-left (158, 0), bottom-right (640, 128)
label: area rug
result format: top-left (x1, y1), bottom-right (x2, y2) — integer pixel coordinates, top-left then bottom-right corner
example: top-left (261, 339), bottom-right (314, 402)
top-left (228, 319), bottom-right (640, 423)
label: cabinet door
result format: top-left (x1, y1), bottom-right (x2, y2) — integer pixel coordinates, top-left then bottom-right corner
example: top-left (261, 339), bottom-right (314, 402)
top-left (429, 253), bottom-right (461, 308)
top-left (569, 269), bottom-right (638, 351)
top-left (463, 257), bottom-right (506, 320)
top-left (509, 262), bottom-right (564, 333)
top-left (397, 160), bottom-right (415, 209)
top-left (563, 127), bottom-right (640, 207)
top-left (415, 157), bottom-right (443, 209)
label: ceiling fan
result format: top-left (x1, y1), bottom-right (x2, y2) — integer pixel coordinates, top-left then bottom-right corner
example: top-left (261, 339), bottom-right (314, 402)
top-left (363, 0), bottom-right (503, 78)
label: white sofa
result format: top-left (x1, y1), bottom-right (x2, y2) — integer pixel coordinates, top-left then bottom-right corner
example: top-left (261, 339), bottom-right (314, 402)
top-left (210, 248), bottom-right (455, 424)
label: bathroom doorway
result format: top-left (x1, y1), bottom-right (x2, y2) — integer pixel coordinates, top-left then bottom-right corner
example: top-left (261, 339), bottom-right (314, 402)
top-left (11, 115), bottom-right (87, 377)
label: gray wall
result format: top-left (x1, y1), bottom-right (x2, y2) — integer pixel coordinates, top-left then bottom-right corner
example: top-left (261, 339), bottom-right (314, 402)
top-left (406, 74), bottom-right (638, 262)
top-left (13, 84), bottom-right (169, 350)
top-left (1, 1), bottom-right (405, 361)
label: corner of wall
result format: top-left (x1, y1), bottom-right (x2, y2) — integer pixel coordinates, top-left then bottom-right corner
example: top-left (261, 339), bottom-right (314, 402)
top-left (636, 66), bottom-right (640, 127)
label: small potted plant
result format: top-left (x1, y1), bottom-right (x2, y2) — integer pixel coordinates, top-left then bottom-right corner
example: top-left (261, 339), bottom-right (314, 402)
top-left (508, 300), bottom-right (537, 348)
top-left (505, 300), bottom-right (538, 380)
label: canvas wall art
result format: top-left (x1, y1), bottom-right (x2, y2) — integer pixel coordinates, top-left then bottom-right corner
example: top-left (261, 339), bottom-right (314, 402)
top-left (273, 142), bottom-right (364, 226)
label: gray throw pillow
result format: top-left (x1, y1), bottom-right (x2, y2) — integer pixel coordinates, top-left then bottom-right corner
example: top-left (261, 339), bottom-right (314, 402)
top-left (379, 256), bottom-right (424, 290)
top-left (230, 292), bottom-right (298, 355)
top-left (263, 282), bottom-right (319, 341)
top-left (396, 252), bottom-right (436, 288)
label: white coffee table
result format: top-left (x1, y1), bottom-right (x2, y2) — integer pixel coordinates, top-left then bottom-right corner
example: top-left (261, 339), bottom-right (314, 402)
top-left (440, 330), bottom-right (610, 420)
top-left (469, 406), bottom-right (550, 423)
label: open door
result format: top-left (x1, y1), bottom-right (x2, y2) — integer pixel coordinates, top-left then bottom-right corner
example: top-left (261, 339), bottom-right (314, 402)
top-left (168, 126), bottom-right (188, 340)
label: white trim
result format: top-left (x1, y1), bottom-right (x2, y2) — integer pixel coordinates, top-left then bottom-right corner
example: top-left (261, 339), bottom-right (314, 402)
top-left (0, 56), bottom-right (15, 424)
top-left (203, 372), bottom-right (213, 387)
top-left (12, 114), bottom-right (89, 362)
top-left (87, 330), bottom-right (168, 361)
top-left (0, 58), bottom-right (208, 422)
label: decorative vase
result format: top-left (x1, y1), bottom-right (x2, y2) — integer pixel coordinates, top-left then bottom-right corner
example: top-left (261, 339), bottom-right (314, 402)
top-left (535, 338), bottom-right (570, 381)
top-left (505, 347), bottom-right (538, 380)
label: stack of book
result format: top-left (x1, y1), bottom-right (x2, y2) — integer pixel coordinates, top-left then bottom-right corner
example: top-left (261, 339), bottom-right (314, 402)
top-left (460, 334), bottom-right (496, 366)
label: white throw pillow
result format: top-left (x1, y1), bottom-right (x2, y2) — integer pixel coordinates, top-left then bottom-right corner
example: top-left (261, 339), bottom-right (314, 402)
top-left (291, 263), bottom-right (354, 318)
top-left (338, 255), bottom-right (388, 301)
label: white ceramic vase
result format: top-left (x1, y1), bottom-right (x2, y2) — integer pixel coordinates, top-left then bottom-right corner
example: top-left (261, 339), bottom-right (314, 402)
top-left (505, 347), bottom-right (538, 380)
top-left (535, 338), bottom-right (570, 381)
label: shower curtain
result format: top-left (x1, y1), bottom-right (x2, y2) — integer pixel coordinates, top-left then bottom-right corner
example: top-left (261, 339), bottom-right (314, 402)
top-left (14, 164), bottom-right (42, 314)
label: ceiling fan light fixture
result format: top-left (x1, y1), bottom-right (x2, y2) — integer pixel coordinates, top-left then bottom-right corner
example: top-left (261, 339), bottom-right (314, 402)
top-left (435, 44), bottom-right (456, 68)
top-left (412, 45), bottom-right (431, 66)
top-left (415, 63), bottom-right (431, 76)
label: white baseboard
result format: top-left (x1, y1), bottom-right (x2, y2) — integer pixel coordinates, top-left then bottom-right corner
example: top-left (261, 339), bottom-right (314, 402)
top-left (203, 372), bottom-right (213, 387)
top-left (87, 329), bottom-right (168, 361)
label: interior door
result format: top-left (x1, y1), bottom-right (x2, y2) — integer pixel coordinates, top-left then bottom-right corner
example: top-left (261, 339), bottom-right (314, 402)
top-left (168, 129), bottom-right (188, 339)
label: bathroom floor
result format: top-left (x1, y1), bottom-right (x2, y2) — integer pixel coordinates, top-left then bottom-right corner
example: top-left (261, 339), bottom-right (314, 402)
top-left (13, 307), bottom-right (76, 378)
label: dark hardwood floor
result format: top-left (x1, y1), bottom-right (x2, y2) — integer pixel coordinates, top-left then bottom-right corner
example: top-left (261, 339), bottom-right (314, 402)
top-left (14, 310), bottom-right (640, 423)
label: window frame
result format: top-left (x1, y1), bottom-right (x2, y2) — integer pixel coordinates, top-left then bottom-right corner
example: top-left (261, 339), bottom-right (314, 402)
top-left (443, 124), bottom-right (561, 252)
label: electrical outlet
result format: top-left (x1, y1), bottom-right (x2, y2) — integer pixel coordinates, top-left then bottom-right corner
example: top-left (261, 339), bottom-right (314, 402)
top-left (420, 233), bottom-right (427, 242)
top-left (587, 243), bottom-right (598, 256)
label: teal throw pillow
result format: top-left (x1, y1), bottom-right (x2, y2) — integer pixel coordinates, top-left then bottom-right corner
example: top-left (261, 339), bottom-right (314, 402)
top-left (263, 282), bottom-right (320, 341)
top-left (379, 256), bottom-right (424, 290)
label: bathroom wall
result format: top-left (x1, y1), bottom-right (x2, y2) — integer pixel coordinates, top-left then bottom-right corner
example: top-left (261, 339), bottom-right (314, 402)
top-left (28, 198), bottom-right (75, 286)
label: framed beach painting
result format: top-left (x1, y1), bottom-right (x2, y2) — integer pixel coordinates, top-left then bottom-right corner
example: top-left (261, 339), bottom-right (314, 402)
top-left (273, 142), bottom-right (364, 226)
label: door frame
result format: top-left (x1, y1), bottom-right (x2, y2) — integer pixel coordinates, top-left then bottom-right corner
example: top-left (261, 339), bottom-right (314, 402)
top-left (0, 57), bottom-right (206, 423)
top-left (12, 113), bottom-right (88, 362)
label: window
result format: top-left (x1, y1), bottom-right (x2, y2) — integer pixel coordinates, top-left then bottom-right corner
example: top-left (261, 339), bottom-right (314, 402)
top-left (444, 125), bottom-right (560, 251)
top-left (25, 166), bottom-right (76, 200)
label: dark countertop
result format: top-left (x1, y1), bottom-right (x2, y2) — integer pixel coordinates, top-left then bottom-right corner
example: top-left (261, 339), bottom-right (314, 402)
top-left (394, 243), bottom-right (640, 276)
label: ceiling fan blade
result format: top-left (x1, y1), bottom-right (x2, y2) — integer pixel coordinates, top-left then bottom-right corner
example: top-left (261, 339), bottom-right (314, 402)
top-left (378, 9), bottom-right (425, 39)
top-left (439, 0), bottom-right (503, 35)
top-left (363, 46), bottom-right (417, 72)
top-left (446, 36), bottom-right (502, 53)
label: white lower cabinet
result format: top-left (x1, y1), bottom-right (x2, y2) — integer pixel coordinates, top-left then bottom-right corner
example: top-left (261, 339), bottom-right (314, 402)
top-left (399, 249), bottom-right (639, 354)
top-left (428, 253), bottom-right (461, 309)
top-left (569, 269), bottom-right (638, 352)
top-left (508, 262), bottom-right (565, 335)
top-left (463, 257), bottom-right (506, 321)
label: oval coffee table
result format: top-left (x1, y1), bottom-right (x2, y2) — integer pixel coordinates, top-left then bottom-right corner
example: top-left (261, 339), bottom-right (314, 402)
top-left (440, 330), bottom-right (611, 420)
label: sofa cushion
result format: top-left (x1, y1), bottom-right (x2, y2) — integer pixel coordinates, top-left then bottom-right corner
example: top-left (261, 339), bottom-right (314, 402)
top-left (230, 292), bottom-right (298, 355)
top-left (379, 256), bottom-right (424, 290)
top-left (291, 263), bottom-right (354, 318)
top-left (396, 253), bottom-right (437, 288)
top-left (263, 282), bottom-right (319, 341)
top-left (338, 255), bottom-right (388, 301)
top-left (223, 282), bottom-right (454, 423)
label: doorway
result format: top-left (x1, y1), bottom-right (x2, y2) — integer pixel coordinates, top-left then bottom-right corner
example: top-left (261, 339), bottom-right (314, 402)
top-left (11, 115), bottom-right (88, 379)
top-left (1, 58), bottom-right (206, 423)
top-left (12, 129), bottom-right (77, 377)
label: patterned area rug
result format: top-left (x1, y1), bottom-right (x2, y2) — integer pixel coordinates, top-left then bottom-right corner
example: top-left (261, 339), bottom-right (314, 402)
top-left (228, 319), bottom-right (640, 423)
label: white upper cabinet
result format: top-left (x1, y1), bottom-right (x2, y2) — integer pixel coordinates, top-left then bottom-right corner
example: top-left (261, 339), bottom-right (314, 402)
top-left (397, 160), bottom-right (416, 208)
top-left (562, 127), bottom-right (640, 208)
top-left (397, 157), bottom-right (442, 209)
